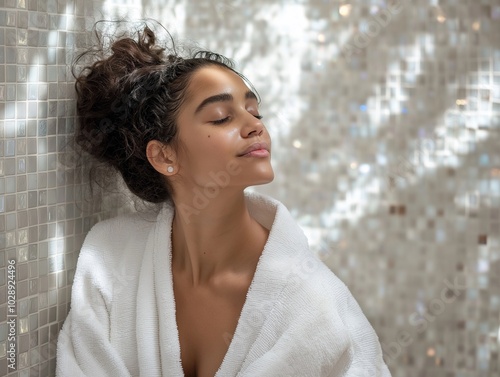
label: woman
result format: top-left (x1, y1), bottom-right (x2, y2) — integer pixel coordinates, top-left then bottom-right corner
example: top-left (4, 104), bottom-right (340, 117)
top-left (56, 23), bottom-right (391, 377)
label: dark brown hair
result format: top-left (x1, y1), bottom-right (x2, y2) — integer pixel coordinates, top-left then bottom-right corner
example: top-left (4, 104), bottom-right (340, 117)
top-left (70, 21), bottom-right (255, 209)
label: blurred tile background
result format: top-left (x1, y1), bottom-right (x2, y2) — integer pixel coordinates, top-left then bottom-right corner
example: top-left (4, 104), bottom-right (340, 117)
top-left (1, 0), bottom-right (499, 376)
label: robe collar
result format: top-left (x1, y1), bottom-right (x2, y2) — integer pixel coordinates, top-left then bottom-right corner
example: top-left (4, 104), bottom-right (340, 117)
top-left (138, 190), bottom-right (311, 376)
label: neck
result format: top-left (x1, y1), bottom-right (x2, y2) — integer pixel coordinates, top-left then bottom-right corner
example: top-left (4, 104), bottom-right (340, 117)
top-left (171, 190), bottom-right (268, 287)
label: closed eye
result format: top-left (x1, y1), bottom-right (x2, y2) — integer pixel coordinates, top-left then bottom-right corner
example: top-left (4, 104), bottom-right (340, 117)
top-left (211, 114), bottom-right (263, 125)
top-left (211, 116), bottom-right (230, 125)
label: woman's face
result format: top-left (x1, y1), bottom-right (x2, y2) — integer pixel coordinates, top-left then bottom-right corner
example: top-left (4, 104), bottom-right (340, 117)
top-left (173, 65), bottom-right (274, 190)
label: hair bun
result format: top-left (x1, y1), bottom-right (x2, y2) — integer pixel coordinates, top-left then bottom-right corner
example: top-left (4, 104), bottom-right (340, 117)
top-left (108, 27), bottom-right (165, 75)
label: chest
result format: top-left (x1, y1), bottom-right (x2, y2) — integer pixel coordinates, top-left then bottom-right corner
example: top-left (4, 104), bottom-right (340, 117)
top-left (173, 273), bottom-right (252, 377)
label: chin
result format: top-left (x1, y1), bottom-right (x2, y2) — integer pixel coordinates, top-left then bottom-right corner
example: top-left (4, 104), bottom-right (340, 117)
top-left (256, 171), bottom-right (275, 185)
top-left (266, 171), bottom-right (275, 183)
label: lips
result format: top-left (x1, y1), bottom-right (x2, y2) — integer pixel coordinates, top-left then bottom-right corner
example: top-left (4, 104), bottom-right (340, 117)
top-left (238, 142), bottom-right (270, 157)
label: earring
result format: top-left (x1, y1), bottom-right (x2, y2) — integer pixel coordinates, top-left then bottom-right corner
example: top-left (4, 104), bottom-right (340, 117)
top-left (167, 166), bottom-right (174, 173)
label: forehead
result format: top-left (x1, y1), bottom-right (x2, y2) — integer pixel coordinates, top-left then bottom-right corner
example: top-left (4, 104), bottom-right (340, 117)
top-left (184, 66), bottom-right (249, 105)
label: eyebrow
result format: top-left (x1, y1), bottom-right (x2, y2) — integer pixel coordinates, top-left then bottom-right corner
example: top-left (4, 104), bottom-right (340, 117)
top-left (194, 90), bottom-right (258, 114)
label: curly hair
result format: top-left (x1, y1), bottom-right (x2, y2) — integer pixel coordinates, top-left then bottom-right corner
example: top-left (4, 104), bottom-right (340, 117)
top-left (70, 21), bottom-right (254, 208)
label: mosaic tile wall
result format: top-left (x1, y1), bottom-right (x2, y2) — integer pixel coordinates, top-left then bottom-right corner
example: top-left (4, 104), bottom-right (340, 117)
top-left (1, 0), bottom-right (499, 376)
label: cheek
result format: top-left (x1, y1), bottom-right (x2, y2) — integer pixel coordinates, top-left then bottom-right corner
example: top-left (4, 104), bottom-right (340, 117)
top-left (177, 122), bottom-right (239, 165)
top-left (206, 128), bottom-right (238, 152)
top-left (204, 134), bottom-right (235, 160)
top-left (189, 134), bottom-right (238, 186)
top-left (188, 133), bottom-right (235, 167)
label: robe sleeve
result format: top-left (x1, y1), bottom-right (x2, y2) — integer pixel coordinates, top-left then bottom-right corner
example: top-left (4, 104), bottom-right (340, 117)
top-left (56, 222), bottom-right (132, 377)
top-left (235, 263), bottom-right (392, 377)
top-left (335, 281), bottom-right (392, 377)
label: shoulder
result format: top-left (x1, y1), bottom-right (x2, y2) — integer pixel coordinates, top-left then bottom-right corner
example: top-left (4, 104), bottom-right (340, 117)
top-left (81, 209), bottom-right (159, 256)
top-left (288, 254), bottom-right (352, 307)
top-left (282, 251), bottom-right (373, 333)
top-left (71, 209), bottom-right (162, 300)
top-left (281, 255), bottom-right (387, 367)
top-left (76, 209), bottom-right (161, 276)
top-left (85, 210), bottom-right (158, 243)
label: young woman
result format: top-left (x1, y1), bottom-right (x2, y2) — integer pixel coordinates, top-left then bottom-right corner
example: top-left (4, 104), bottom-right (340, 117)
top-left (56, 23), bottom-right (391, 377)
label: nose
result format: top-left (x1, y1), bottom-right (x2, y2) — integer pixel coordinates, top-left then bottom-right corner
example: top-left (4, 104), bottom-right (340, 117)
top-left (248, 127), bottom-right (263, 137)
top-left (243, 114), bottom-right (265, 137)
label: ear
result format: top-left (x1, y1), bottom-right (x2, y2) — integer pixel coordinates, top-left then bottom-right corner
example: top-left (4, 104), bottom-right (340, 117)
top-left (146, 140), bottom-right (177, 175)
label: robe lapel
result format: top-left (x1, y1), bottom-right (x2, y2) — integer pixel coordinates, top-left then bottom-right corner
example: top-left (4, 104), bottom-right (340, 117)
top-left (136, 206), bottom-right (168, 376)
top-left (215, 192), bottom-right (310, 376)
top-left (145, 192), bottom-right (310, 376)
top-left (154, 200), bottom-right (185, 376)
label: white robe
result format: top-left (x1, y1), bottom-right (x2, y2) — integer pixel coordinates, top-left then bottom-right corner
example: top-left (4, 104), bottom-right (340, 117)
top-left (56, 191), bottom-right (391, 377)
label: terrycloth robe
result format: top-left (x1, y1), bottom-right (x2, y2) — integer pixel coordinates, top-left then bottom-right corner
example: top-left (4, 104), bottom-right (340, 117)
top-left (56, 191), bottom-right (392, 377)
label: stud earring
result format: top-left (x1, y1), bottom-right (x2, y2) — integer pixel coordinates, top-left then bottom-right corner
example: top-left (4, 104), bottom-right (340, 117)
top-left (167, 166), bottom-right (174, 173)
